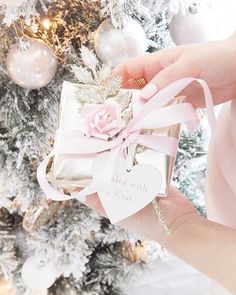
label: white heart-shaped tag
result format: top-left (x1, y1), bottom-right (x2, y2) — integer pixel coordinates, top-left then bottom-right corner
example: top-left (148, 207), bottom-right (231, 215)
top-left (92, 153), bottom-right (162, 224)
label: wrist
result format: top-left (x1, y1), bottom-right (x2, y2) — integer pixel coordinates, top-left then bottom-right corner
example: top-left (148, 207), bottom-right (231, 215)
top-left (158, 213), bottom-right (206, 249)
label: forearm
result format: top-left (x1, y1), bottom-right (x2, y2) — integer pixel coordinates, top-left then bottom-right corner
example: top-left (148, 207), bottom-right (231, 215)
top-left (160, 216), bottom-right (236, 294)
top-left (226, 31), bottom-right (236, 101)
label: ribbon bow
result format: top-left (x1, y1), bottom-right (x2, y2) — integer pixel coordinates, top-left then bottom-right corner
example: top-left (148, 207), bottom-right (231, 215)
top-left (37, 78), bottom-right (216, 201)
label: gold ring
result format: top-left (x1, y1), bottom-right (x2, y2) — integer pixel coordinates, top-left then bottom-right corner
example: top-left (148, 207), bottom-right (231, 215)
top-left (134, 76), bottom-right (147, 88)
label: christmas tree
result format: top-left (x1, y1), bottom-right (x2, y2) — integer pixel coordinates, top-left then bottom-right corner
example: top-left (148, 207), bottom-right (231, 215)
top-left (0, 1), bottom-right (234, 294)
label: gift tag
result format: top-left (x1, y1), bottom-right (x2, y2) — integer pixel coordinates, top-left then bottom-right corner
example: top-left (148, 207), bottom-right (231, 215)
top-left (92, 153), bottom-right (162, 224)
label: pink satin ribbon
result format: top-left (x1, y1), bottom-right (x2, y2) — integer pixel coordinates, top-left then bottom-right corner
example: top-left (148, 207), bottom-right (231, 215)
top-left (37, 77), bottom-right (216, 201)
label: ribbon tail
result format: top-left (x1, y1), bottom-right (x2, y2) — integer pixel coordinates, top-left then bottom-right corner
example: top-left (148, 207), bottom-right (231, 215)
top-left (37, 152), bottom-right (101, 202)
top-left (196, 79), bottom-right (217, 131)
top-left (54, 136), bottom-right (122, 155)
top-left (137, 135), bottom-right (179, 157)
top-left (37, 148), bottom-right (121, 203)
top-left (37, 152), bottom-right (75, 201)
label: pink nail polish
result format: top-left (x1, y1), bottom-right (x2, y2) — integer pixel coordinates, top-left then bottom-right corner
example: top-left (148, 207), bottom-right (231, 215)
top-left (141, 84), bottom-right (158, 100)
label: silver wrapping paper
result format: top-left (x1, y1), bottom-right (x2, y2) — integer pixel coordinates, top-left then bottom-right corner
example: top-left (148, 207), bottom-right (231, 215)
top-left (135, 124), bottom-right (180, 195)
top-left (49, 81), bottom-right (181, 195)
top-left (49, 81), bottom-right (96, 188)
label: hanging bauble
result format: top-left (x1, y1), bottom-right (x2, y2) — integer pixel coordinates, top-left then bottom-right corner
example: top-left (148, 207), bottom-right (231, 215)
top-left (169, 3), bottom-right (219, 45)
top-left (94, 17), bottom-right (147, 66)
top-left (21, 256), bottom-right (57, 290)
top-left (6, 38), bottom-right (57, 90)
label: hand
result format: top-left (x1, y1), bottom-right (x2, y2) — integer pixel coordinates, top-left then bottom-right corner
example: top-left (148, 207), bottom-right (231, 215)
top-left (85, 188), bottom-right (236, 295)
top-left (85, 186), bottom-right (201, 245)
top-left (113, 33), bottom-right (236, 108)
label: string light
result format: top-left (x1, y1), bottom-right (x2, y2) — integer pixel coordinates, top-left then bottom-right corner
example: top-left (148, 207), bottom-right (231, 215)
top-left (14, 1), bottom-right (101, 59)
top-left (42, 18), bottom-right (52, 30)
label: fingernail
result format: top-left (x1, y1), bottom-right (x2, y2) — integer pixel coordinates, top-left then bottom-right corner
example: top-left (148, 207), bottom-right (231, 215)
top-left (141, 83), bottom-right (158, 100)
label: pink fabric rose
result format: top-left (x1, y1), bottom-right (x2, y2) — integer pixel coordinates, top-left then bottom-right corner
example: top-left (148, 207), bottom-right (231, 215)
top-left (81, 101), bottom-right (124, 140)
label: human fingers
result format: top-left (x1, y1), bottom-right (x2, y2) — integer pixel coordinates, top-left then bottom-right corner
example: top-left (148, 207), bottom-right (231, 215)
top-left (141, 57), bottom-right (199, 100)
top-left (113, 47), bottom-right (181, 89)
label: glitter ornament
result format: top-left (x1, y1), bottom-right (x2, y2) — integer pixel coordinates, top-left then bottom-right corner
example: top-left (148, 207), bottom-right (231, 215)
top-left (94, 17), bottom-right (147, 66)
top-left (6, 38), bottom-right (57, 90)
top-left (21, 256), bottom-right (57, 290)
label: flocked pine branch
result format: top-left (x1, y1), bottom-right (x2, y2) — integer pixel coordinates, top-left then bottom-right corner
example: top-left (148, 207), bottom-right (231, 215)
top-left (0, 0), bottom-right (50, 26)
top-left (26, 201), bottom-right (101, 280)
top-left (174, 125), bottom-right (209, 216)
top-left (101, 0), bottom-right (173, 49)
top-left (0, 74), bottom-right (60, 212)
top-left (0, 230), bottom-right (18, 280)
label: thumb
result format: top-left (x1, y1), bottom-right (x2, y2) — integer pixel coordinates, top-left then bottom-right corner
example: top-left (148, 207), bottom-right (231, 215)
top-left (141, 60), bottom-right (193, 100)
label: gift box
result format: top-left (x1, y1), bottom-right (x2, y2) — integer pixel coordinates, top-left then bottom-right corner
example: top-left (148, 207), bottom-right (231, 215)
top-left (38, 72), bottom-right (212, 225)
top-left (48, 81), bottom-right (182, 196)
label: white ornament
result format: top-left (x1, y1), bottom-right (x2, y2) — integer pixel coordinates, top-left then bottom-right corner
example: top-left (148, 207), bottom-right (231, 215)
top-left (94, 17), bottom-right (147, 66)
top-left (6, 38), bottom-right (57, 90)
top-left (168, 0), bottom-right (194, 15)
top-left (169, 5), bottom-right (219, 45)
top-left (21, 256), bottom-right (57, 290)
top-left (92, 153), bottom-right (162, 224)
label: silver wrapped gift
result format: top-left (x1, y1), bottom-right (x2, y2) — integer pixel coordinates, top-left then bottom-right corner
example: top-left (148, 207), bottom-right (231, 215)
top-left (49, 81), bottom-right (181, 195)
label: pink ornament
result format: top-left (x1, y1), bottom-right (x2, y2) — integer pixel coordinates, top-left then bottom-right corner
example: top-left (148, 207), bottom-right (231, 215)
top-left (6, 39), bottom-right (57, 90)
top-left (81, 101), bottom-right (124, 140)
